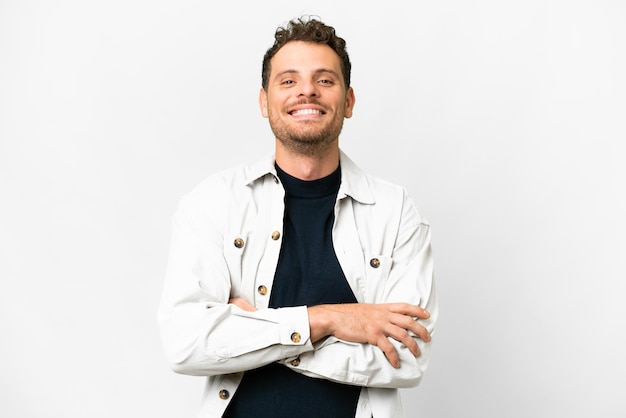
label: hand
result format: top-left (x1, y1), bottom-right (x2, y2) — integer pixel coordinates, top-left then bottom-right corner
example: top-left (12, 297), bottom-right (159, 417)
top-left (228, 297), bottom-right (257, 312)
top-left (308, 303), bottom-right (431, 368)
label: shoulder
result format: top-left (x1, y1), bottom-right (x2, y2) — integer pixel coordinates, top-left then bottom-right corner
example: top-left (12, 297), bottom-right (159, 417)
top-left (370, 174), bottom-right (430, 229)
top-left (182, 153), bottom-right (274, 204)
top-left (185, 164), bottom-right (248, 200)
top-left (340, 151), bottom-right (429, 226)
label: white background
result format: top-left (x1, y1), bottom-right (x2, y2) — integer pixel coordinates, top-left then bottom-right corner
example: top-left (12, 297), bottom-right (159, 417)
top-left (1, 1), bottom-right (625, 417)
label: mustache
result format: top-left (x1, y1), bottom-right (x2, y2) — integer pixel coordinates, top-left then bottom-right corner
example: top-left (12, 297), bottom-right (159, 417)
top-left (285, 99), bottom-right (326, 111)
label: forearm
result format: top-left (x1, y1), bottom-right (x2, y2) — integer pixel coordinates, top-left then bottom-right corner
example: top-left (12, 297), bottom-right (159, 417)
top-left (281, 335), bottom-right (432, 388)
top-left (298, 295), bottom-right (436, 387)
top-left (158, 302), bottom-right (314, 376)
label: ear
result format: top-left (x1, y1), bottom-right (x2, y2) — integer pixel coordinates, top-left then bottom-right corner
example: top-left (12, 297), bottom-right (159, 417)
top-left (344, 87), bottom-right (356, 119)
top-left (259, 87), bottom-right (269, 118)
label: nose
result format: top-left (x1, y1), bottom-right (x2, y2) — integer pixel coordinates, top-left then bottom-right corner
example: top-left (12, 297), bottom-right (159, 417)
top-left (298, 79), bottom-right (318, 97)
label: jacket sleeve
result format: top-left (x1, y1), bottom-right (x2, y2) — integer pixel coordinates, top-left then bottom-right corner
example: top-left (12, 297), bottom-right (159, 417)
top-left (157, 192), bottom-right (314, 376)
top-left (279, 192), bottom-right (438, 388)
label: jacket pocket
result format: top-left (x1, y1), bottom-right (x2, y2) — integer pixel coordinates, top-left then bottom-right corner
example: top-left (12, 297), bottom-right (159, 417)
top-left (363, 253), bottom-right (393, 303)
top-left (223, 231), bottom-right (249, 286)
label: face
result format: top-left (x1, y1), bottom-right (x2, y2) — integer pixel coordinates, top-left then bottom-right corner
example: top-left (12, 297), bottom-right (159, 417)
top-left (259, 41), bottom-right (355, 156)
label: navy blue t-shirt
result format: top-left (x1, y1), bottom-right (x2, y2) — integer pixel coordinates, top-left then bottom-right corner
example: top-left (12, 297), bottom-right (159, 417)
top-left (223, 164), bottom-right (360, 418)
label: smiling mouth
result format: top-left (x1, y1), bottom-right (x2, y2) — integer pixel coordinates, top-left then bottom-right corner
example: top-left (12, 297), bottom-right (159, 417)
top-left (289, 108), bottom-right (325, 116)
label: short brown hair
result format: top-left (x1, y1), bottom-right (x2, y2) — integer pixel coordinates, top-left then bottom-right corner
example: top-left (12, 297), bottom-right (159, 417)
top-left (261, 17), bottom-right (351, 90)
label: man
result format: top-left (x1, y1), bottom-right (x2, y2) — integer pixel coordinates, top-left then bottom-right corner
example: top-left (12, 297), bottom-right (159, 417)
top-left (158, 17), bottom-right (437, 418)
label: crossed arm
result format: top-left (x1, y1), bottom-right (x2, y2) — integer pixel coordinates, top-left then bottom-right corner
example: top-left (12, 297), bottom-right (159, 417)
top-left (159, 189), bottom-right (436, 387)
top-left (229, 297), bottom-right (431, 369)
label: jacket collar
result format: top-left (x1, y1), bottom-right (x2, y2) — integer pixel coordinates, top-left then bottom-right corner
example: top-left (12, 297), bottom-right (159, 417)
top-left (245, 149), bottom-right (375, 205)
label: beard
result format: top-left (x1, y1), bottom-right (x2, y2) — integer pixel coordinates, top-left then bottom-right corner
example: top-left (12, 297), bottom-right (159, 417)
top-left (268, 100), bottom-right (346, 157)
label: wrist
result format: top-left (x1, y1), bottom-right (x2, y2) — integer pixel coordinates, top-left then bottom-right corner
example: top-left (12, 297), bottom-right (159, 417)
top-left (308, 305), bottom-right (332, 343)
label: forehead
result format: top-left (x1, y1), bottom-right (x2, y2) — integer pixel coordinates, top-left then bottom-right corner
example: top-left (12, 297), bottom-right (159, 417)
top-left (270, 41), bottom-right (342, 77)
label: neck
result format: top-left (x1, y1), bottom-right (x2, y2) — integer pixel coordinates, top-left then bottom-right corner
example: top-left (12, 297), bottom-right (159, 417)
top-left (275, 141), bottom-right (340, 180)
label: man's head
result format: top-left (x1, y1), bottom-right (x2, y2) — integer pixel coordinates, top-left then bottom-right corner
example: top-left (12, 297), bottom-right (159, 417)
top-left (262, 17), bottom-right (351, 91)
top-left (259, 17), bottom-right (355, 158)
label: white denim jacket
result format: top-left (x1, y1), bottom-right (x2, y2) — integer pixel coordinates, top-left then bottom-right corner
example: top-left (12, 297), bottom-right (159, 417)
top-left (158, 150), bottom-right (437, 418)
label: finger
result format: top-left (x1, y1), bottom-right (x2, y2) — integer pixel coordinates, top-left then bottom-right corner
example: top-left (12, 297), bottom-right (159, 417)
top-left (416, 306), bottom-right (430, 320)
top-left (392, 314), bottom-right (431, 343)
top-left (377, 337), bottom-right (400, 368)
top-left (389, 303), bottom-right (430, 320)
top-left (411, 321), bottom-right (431, 342)
top-left (386, 325), bottom-right (420, 357)
top-left (229, 298), bottom-right (256, 312)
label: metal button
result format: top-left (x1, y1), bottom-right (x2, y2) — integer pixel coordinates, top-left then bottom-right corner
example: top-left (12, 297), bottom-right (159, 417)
top-left (257, 285), bottom-right (267, 295)
top-left (233, 238), bottom-right (244, 249)
top-left (290, 332), bottom-right (301, 343)
top-left (218, 389), bottom-right (229, 400)
top-left (271, 231), bottom-right (281, 240)
top-left (290, 357), bottom-right (301, 367)
top-left (370, 258), bottom-right (380, 268)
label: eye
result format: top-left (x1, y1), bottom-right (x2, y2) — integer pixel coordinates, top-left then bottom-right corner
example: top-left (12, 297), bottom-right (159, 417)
top-left (319, 79), bottom-right (334, 85)
top-left (281, 79), bottom-right (295, 86)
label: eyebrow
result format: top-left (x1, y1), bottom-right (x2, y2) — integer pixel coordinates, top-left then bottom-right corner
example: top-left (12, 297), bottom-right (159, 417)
top-left (274, 68), bottom-right (341, 80)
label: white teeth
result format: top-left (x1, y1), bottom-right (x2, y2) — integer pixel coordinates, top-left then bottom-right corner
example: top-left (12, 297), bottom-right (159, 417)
top-left (292, 108), bottom-right (321, 115)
